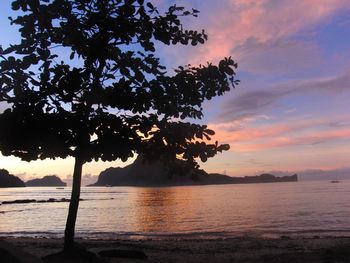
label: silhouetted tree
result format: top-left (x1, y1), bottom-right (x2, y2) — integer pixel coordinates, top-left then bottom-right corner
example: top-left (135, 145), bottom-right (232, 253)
top-left (0, 0), bottom-right (239, 251)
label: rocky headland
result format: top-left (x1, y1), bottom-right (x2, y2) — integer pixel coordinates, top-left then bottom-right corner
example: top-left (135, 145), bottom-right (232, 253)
top-left (90, 156), bottom-right (297, 187)
top-left (0, 169), bottom-right (25, 188)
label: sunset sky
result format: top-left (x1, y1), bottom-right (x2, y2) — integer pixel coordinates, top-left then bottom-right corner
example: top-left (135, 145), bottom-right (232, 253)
top-left (0, 0), bottom-right (349, 184)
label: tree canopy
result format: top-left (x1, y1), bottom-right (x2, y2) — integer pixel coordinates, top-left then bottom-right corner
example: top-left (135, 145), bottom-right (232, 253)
top-left (0, 0), bottom-right (238, 167)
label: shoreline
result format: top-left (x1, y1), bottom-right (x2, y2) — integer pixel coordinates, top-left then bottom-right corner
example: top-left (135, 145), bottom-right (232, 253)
top-left (3, 235), bottom-right (350, 262)
top-left (3, 226), bottom-right (350, 242)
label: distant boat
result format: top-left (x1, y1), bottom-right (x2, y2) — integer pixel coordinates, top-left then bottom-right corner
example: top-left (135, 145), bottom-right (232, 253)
top-left (56, 187), bottom-right (64, 189)
top-left (330, 180), bottom-right (340, 183)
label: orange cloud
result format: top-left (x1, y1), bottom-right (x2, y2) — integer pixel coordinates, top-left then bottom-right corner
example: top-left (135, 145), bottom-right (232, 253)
top-left (208, 118), bottom-right (350, 152)
top-left (227, 129), bottom-right (350, 152)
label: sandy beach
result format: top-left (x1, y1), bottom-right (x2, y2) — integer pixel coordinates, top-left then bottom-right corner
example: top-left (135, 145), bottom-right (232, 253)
top-left (1, 236), bottom-right (350, 262)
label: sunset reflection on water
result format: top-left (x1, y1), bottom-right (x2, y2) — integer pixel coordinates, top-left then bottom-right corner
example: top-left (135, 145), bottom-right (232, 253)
top-left (1, 181), bottom-right (350, 239)
top-left (131, 187), bottom-right (194, 233)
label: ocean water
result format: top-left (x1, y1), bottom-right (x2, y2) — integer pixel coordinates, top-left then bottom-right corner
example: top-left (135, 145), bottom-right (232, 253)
top-left (1, 180), bottom-right (350, 239)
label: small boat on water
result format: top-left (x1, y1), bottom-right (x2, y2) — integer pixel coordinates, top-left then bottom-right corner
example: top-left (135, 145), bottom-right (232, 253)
top-left (56, 187), bottom-right (64, 189)
top-left (330, 180), bottom-right (340, 183)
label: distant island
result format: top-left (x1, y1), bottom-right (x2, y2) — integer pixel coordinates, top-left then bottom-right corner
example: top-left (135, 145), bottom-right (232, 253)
top-left (0, 169), bottom-right (25, 188)
top-left (90, 156), bottom-right (297, 187)
top-left (26, 175), bottom-right (67, 187)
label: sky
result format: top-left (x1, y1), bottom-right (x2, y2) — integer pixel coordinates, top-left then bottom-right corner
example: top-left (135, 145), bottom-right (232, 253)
top-left (0, 0), bottom-right (350, 184)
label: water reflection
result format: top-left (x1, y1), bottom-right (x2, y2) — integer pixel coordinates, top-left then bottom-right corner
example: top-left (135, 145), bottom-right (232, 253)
top-left (2, 182), bottom-right (350, 238)
top-left (130, 187), bottom-right (194, 233)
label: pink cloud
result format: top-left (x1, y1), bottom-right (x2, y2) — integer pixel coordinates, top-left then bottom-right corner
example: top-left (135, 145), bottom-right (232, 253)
top-left (162, 0), bottom-right (350, 67)
top-left (209, 117), bottom-right (350, 152)
top-left (226, 129), bottom-right (350, 152)
top-left (234, 129), bottom-right (350, 152)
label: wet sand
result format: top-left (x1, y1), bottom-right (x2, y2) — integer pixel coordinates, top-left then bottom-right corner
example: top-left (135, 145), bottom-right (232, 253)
top-left (2, 236), bottom-right (350, 262)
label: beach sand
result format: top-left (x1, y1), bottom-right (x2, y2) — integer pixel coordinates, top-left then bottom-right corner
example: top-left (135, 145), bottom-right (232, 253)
top-left (2, 236), bottom-right (350, 262)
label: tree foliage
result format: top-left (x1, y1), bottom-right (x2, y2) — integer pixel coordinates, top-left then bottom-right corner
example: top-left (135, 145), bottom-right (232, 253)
top-left (0, 0), bottom-right (238, 167)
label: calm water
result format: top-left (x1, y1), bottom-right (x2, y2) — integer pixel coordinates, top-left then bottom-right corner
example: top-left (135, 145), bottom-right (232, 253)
top-left (1, 180), bottom-right (350, 239)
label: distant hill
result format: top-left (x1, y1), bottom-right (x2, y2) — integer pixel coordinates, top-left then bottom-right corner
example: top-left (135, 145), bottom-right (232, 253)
top-left (298, 168), bottom-right (350, 181)
top-left (265, 168), bottom-right (350, 181)
top-left (90, 156), bottom-right (297, 186)
top-left (26, 175), bottom-right (67, 187)
top-left (0, 169), bottom-right (25, 187)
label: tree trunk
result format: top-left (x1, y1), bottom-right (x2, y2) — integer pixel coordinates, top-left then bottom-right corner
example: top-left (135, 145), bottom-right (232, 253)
top-left (64, 156), bottom-right (83, 251)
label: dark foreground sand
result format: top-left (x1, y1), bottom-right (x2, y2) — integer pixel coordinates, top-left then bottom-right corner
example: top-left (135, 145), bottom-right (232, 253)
top-left (2, 236), bottom-right (350, 262)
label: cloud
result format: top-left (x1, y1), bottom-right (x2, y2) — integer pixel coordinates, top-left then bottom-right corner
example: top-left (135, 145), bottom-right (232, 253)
top-left (82, 173), bottom-right (98, 186)
top-left (210, 118), bottom-right (340, 142)
top-left (83, 173), bottom-right (93, 179)
top-left (15, 172), bottom-right (40, 181)
top-left (14, 172), bottom-right (28, 181)
top-left (218, 72), bottom-right (350, 122)
top-left (233, 38), bottom-right (322, 73)
top-left (284, 108), bottom-right (297, 114)
top-left (209, 117), bottom-right (350, 152)
top-left (294, 73), bottom-right (350, 93)
top-left (218, 89), bottom-right (287, 122)
top-left (247, 128), bottom-right (350, 150)
top-left (235, 158), bottom-right (273, 167)
top-left (193, 0), bottom-right (349, 64)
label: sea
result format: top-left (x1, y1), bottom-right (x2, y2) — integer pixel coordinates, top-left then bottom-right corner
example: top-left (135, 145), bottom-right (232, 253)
top-left (1, 180), bottom-right (350, 240)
